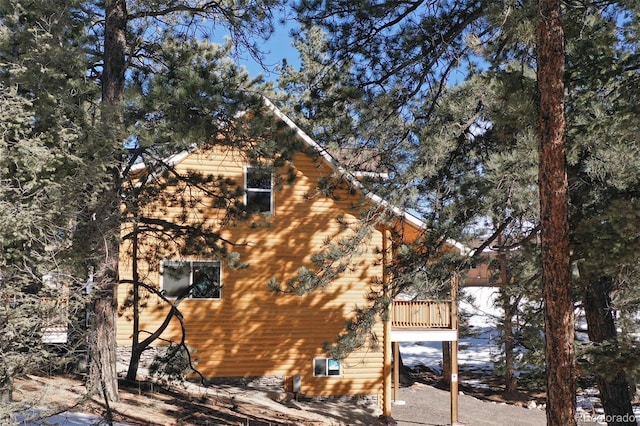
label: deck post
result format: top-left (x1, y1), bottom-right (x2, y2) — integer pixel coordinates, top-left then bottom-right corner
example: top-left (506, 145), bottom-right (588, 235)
top-left (382, 228), bottom-right (393, 417)
top-left (384, 319), bottom-right (392, 416)
top-left (450, 275), bottom-right (459, 425)
top-left (393, 342), bottom-right (399, 402)
top-left (451, 339), bottom-right (459, 424)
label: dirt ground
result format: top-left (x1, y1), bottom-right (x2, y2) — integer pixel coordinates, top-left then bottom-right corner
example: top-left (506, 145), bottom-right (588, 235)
top-left (11, 374), bottom-right (383, 425)
top-left (10, 372), bottom-right (547, 425)
top-left (393, 382), bottom-right (546, 426)
top-left (391, 369), bottom-right (547, 426)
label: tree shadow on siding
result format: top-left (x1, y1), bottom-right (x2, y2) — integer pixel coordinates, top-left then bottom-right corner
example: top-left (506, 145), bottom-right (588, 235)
top-left (119, 149), bottom-right (387, 420)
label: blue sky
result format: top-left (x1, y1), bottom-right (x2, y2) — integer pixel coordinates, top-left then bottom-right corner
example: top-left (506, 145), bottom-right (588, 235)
top-left (233, 15), bottom-right (481, 87)
top-left (236, 15), bottom-right (301, 81)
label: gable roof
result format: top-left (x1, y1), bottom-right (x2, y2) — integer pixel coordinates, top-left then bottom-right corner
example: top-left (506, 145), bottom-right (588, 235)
top-left (262, 98), bottom-right (469, 255)
top-left (128, 97), bottom-right (469, 255)
top-left (262, 99), bottom-right (412, 218)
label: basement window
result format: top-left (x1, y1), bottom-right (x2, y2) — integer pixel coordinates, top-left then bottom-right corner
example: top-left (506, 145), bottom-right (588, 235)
top-left (161, 260), bottom-right (221, 299)
top-left (245, 166), bottom-right (273, 213)
top-left (313, 358), bottom-right (342, 377)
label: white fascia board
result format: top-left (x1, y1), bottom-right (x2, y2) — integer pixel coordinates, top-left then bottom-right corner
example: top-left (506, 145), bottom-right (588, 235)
top-left (264, 100), bottom-right (420, 221)
top-left (263, 97), bottom-right (473, 255)
top-left (263, 97), bottom-right (340, 169)
top-left (129, 150), bottom-right (191, 173)
top-left (391, 328), bottom-right (458, 342)
top-left (128, 150), bottom-right (192, 189)
top-left (353, 171), bottom-right (390, 179)
top-left (129, 161), bottom-right (147, 173)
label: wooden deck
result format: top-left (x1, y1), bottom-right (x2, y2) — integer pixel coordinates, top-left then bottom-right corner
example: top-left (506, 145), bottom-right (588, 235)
top-left (391, 300), bottom-right (457, 342)
top-left (391, 300), bottom-right (452, 328)
top-left (41, 296), bottom-right (69, 344)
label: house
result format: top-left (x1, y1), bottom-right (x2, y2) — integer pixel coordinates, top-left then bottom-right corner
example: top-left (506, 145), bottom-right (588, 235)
top-left (116, 99), bottom-right (462, 420)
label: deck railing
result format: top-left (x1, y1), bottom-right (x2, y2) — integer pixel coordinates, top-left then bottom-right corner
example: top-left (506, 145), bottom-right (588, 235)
top-left (391, 300), bottom-right (453, 328)
top-left (41, 296), bottom-right (69, 344)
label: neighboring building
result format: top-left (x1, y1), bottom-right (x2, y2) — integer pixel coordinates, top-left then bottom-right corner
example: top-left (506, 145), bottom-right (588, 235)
top-left (116, 99), bottom-right (460, 418)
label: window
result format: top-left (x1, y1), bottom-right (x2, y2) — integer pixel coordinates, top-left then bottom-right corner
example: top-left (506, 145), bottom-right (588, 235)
top-left (313, 358), bottom-right (341, 377)
top-left (161, 260), bottom-right (221, 299)
top-left (245, 166), bottom-right (273, 213)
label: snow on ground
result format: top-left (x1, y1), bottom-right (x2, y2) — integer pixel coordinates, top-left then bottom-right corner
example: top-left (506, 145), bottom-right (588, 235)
top-left (400, 286), bottom-right (640, 425)
top-left (401, 287), bottom-right (502, 373)
top-left (15, 410), bottom-right (133, 426)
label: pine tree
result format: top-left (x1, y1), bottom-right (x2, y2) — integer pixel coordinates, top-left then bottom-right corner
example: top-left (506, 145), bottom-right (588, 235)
top-left (0, 1), bottom-right (100, 417)
top-left (290, 1), bottom-right (640, 422)
top-left (2, 0), bottom-right (286, 406)
top-left (80, 0), bottom-right (285, 402)
top-left (477, 3), bottom-right (640, 419)
top-left (564, 4), bottom-right (640, 422)
top-left (0, 86), bottom-right (61, 414)
top-left (536, 0), bottom-right (575, 423)
top-left (118, 38), bottom-right (282, 382)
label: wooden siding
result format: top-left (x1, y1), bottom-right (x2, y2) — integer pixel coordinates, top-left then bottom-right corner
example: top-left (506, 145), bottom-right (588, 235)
top-left (463, 261), bottom-right (502, 287)
top-left (118, 147), bottom-right (385, 398)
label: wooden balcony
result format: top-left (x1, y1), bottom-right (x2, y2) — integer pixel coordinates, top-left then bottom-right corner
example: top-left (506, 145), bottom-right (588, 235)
top-left (392, 300), bottom-right (453, 328)
top-left (391, 300), bottom-right (457, 342)
top-left (41, 296), bottom-right (69, 344)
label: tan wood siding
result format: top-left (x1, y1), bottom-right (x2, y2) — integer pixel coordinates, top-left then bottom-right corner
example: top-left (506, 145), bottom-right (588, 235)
top-left (118, 148), bottom-right (385, 398)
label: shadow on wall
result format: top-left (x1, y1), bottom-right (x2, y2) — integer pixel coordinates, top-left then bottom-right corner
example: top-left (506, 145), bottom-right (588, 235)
top-left (119, 150), bottom-right (386, 399)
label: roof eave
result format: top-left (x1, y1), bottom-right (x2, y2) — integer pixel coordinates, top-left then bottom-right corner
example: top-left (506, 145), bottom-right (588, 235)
top-left (263, 97), bottom-right (471, 256)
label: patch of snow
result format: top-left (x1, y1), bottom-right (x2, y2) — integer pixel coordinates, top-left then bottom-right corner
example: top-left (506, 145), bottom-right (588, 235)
top-left (460, 287), bottom-right (502, 328)
top-left (400, 285), bottom-right (640, 421)
top-left (401, 341), bottom-right (443, 371)
top-left (401, 287), bottom-right (501, 374)
top-left (462, 379), bottom-right (490, 389)
top-left (457, 326), bottom-right (500, 372)
top-left (15, 409), bottom-right (133, 426)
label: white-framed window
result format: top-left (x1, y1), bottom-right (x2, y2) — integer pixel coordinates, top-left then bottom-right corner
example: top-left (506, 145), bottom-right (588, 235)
top-left (245, 166), bottom-right (273, 213)
top-left (313, 358), bottom-right (342, 377)
top-left (161, 260), bottom-right (221, 299)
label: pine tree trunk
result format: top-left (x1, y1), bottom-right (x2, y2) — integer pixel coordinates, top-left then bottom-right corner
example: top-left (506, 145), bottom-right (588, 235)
top-left (582, 275), bottom-right (635, 425)
top-left (126, 346), bottom-right (142, 383)
top-left (498, 235), bottom-right (517, 394)
top-left (87, 0), bottom-right (128, 403)
top-left (502, 294), bottom-right (518, 394)
top-left (126, 223), bottom-right (141, 382)
top-left (90, 280), bottom-right (119, 402)
top-left (442, 341), bottom-right (451, 382)
top-left (102, 0), bottom-right (127, 106)
top-left (536, 0), bottom-right (576, 424)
